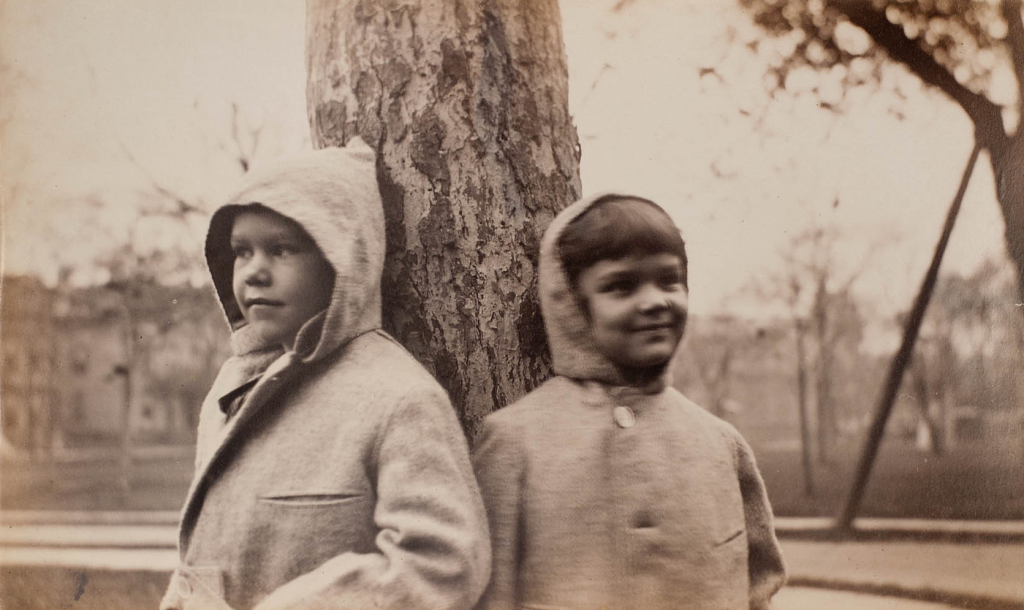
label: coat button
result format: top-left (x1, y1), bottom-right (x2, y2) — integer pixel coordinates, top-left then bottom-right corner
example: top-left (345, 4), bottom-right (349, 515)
top-left (613, 406), bottom-right (635, 428)
top-left (178, 576), bottom-right (192, 598)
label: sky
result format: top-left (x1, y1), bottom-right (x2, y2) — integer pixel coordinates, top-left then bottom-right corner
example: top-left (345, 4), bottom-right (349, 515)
top-left (0, 0), bottom-right (1012, 321)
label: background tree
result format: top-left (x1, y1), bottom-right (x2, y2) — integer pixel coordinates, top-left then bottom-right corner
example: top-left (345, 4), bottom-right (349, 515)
top-left (900, 257), bottom-right (1024, 452)
top-left (690, 336), bottom-right (742, 420)
top-left (1, 99), bottom-right (287, 462)
top-left (681, 316), bottom-right (758, 421)
top-left (778, 272), bottom-right (817, 496)
top-left (307, 0), bottom-right (582, 433)
top-left (0, 22), bottom-right (37, 454)
top-left (776, 225), bottom-right (869, 463)
top-left (906, 345), bottom-right (945, 454)
top-left (738, 0), bottom-right (1024, 318)
top-left (92, 103), bottom-right (295, 446)
top-left (930, 259), bottom-right (1024, 409)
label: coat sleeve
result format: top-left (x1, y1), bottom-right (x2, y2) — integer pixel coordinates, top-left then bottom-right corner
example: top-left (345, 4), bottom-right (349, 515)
top-left (470, 415), bottom-right (524, 610)
top-left (734, 434), bottom-right (787, 610)
top-left (251, 385), bottom-right (491, 610)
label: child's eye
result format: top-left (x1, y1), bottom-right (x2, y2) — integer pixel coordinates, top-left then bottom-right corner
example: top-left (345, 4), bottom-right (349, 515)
top-left (602, 280), bottom-right (635, 295)
top-left (231, 245), bottom-right (252, 259)
top-left (270, 243), bottom-right (300, 257)
top-left (659, 274), bottom-right (684, 289)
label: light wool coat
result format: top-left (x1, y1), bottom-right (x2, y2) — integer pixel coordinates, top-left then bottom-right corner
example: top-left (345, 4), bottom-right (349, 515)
top-left (471, 193), bottom-right (787, 610)
top-left (161, 140), bottom-right (490, 610)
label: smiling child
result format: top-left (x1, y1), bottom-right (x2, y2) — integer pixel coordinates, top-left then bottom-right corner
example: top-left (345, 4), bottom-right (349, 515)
top-left (471, 194), bottom-right (786, 610)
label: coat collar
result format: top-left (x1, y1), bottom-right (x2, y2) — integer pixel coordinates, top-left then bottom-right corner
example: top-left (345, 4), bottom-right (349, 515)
top-left (178, 350), bottom-right (301, 552)
top-left (575, 377), bottom-right (667, 414)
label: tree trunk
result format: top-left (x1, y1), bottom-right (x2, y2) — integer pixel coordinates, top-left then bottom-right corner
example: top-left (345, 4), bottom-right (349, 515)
top-left (989, 132), bottom-right (1024, 313)
top-left (794, 318), bottom-right (815, 497)
top-left (824, 0), bottom-right (1024, 320)
top-left (118, 295), bottom-right (136, 496)
top-left (812, 276), bottom-right (834, 464)
top-left (306, 0), bottom-right (581, 435)
top-left (909, 352), bottom-right (943, 455)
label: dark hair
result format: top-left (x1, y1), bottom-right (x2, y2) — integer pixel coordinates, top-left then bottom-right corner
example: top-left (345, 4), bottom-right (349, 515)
top-left (558, 195), bottom-right (688, 289)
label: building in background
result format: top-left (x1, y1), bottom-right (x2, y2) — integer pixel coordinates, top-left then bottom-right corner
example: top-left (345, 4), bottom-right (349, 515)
top-left (1, 276), bottom-right (57, 457)
top-left (1, 276), bottom-right (229, 459)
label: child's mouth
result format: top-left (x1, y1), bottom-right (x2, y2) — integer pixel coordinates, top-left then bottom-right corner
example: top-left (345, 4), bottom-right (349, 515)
top-left (246, 298), bottom-right (284, 309)
top-left (633, 322), bottom-right (674, 332)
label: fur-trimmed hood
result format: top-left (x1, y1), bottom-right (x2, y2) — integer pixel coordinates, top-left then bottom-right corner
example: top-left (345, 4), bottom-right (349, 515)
top-left (204, 138), bottom-right (385, 363)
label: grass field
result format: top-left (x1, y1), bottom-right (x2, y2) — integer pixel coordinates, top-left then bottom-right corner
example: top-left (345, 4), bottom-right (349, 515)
top-left (1, 435), bottom-right (1021, 609)
top-left (752, 434), bottom-right (1024, 520)
top-left (0, 453), bottom-right (193, 512)
top-left (2, 431), bottom-right (1022, 520)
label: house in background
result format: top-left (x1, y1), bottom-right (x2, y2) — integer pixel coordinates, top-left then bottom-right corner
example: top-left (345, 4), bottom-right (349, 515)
top-left (2, 275), bottom-right (229, 458)
top-left (51, 285), bottom-right (133, 447)
top-left (1, 276), bottom-right (57, 457)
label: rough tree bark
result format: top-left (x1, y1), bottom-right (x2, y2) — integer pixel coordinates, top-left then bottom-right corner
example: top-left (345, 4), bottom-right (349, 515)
top-left (306, 0), bottom-right (581, 435)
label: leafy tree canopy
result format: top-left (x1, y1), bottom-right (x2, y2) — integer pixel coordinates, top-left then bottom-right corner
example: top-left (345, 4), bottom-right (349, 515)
top-left (739, 0), bottom-right (1022, 145)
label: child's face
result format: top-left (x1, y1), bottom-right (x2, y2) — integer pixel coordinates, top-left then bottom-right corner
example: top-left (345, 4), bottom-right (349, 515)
top-left (575, 252), bottom-right (688, 372)
top-left (231, 208), bottom-right (334, 350)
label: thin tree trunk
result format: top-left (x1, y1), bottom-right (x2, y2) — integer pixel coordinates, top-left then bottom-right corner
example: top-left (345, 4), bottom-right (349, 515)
top-left (990, 133), bottom-right (1024, 315)
top-left (837, 143), bottom-right (980, 532)
top-left (306, 0), bottom-right (581, 435)
top-left (795, 318), bottom-right (815, 497)
top-left (909, 352), bottom-right (942, 455)
top-left (119, 295), bottom-right (136, 496)
top-left (815, 349), bottom-right (835, 462)
top-left (812, 276), bottom-right (834, 464)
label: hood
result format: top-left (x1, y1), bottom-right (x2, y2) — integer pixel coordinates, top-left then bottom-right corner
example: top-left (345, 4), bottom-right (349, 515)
top-left (205, 138), bottom-right (385, 363)
top-left (538, 192), bottom-right (679, 390)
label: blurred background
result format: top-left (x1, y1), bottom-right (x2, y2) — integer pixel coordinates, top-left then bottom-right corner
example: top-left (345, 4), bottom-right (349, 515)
top-left (1, 0), bottom-right (1022, 608)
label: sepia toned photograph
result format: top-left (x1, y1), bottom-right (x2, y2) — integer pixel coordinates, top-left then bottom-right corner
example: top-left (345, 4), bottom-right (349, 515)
top-left (1, 0), bottom-right (1022, 608)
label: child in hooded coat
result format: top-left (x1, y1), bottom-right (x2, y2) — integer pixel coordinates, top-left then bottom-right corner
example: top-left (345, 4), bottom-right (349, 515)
top-left (161, 139), bottom-right (490, 610)
top-left (471, 194), bottom-right (786, 610)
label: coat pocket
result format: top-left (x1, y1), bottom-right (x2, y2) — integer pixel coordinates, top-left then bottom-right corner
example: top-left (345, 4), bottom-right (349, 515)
top-left (715, 527), bottom-right (746, 547)
top-left (708, 525), bottom-right (750, 606)
top-left (257, 492), bottom-right (364, 506)
top-left (250, 490), bottom-right (376, 582)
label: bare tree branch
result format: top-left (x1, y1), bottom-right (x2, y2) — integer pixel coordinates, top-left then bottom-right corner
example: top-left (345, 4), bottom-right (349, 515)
top-left (116, 139), bottom-right (206, 218)
top-left (229, 102), bottom-right (248, 172)
top-left (831, 0), bottom-right (1006, 146)
top-left (579, 63), bottom-right (614, 109)
top-left (220, 102), bottom-right (267, 172)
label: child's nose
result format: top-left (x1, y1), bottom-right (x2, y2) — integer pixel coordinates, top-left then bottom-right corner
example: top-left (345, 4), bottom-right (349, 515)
top-left (636, 284), bottom-right (669, 312)
top-left (242, 254), bottom-right (272, 285)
